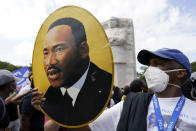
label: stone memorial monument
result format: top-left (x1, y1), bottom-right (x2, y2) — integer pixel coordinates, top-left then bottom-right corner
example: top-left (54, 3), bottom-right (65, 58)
top-left (102, 17), bottom-right (136, 88)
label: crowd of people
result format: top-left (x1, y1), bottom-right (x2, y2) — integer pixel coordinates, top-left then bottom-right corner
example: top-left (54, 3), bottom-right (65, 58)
top-left (0, 70), bottom-right (146, 131)
top-left (0, 48), bottom-right (196, 131)
top-left (1, 15), bottom-right (196, 131)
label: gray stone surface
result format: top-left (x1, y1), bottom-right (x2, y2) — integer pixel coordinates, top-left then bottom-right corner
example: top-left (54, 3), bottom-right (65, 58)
top-left (102, 17), bottom-right (136, 88)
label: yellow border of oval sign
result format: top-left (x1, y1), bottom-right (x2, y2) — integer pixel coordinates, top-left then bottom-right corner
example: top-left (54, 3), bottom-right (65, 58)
top-left (32, 6), bottom-right (114, 128)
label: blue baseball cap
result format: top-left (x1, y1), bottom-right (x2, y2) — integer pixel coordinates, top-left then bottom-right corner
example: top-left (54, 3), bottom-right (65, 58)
top-left (137, 48), bottom-right (191, 77)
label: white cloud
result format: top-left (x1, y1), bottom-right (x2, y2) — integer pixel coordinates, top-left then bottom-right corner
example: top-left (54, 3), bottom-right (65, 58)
top-left (0, 0), bottom-right (196, 67)
top-left (133, 1), bottom-right (196, 64)
top-left (0, 40), bottom-right (33, 66)
top-left (0, 0), bottom-right (47, 39)
top-left (14, 41), bottom-right (33, 56)
top-left (12, 41), bottom-right (34, 66)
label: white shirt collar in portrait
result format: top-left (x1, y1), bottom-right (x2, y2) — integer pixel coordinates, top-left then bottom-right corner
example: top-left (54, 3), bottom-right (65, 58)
top-left (60, 62), bottom-right (90, 106)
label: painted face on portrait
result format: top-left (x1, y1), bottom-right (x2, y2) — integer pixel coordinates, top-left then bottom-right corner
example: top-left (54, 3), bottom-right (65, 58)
top-left (43, 25), bottom-right (80, 88)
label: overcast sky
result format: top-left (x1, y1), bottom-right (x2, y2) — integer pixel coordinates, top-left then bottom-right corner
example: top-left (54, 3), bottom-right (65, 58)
top-left (0, 0), bottom-right (196, 70)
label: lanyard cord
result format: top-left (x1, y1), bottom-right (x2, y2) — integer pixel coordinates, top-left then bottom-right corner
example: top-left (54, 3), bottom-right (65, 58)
top-left (152, 95), bottom-right (185, 131)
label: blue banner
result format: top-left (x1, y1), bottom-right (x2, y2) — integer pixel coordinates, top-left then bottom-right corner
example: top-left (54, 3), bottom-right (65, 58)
top-left (12, 67), bottom-right (31, 89)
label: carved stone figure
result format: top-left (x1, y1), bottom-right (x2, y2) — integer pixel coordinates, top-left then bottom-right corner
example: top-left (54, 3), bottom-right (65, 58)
top-left (102, 17), bottom-right (136, 88)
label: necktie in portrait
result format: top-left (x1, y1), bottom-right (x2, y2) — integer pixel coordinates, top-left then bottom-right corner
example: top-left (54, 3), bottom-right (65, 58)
top-left (64, 90), bottom-right (74, 111)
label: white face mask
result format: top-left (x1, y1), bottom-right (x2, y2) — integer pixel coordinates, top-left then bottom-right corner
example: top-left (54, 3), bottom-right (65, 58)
top-left (144, 66), bottom-right (186, 93)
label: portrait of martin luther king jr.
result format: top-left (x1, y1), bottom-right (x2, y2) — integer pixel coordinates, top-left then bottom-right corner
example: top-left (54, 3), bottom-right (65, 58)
top-left (41, 17), bottom-right (112, 126)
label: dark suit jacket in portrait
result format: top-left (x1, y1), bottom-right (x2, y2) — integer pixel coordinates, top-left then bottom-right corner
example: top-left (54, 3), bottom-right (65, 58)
top-left (41, 62), bottom-right (112, 126)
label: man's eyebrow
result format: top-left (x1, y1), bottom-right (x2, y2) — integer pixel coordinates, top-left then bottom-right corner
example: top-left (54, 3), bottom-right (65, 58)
top-left (43, 43), bottom-right (66, 52)
top-left (52, 43), bottom-right (66, 50)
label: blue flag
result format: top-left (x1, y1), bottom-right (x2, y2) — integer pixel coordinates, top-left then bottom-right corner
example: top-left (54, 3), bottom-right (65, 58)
top-left (12, 67), bottom-right (31, 89)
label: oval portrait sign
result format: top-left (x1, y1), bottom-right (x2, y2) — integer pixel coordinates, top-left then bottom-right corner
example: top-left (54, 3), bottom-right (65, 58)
top-left (32, 6), bottom-right (114, 127)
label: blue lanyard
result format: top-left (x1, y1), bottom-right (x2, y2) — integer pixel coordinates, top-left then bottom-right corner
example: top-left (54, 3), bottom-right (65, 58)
top-left (0, 96), bottom-right (6, 120)
top-left (152, 95), bottom-right (185, 131)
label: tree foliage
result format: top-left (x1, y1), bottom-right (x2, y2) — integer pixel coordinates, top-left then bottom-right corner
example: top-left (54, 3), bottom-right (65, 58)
top-left (191, 62), bottom-right (196, 73)
top-left (0, 61), bottom-right (23, 71)
top-left (137, 66), bottom-right (147, 81)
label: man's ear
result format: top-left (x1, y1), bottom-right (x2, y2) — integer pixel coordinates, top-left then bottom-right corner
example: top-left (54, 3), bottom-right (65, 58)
top-left (177, 70), bottom-right (188, 79)
top-left (79, 41), bottom-right (89, 59)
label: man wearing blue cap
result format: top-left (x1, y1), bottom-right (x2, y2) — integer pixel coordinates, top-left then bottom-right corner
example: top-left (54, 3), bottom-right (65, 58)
top-left (88, 48), bottom-right (196, 131)
top-left (31, 48), bottom-right (196, 131)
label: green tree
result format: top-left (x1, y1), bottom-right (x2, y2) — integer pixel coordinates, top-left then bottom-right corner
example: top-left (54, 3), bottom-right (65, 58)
top-left (137, 66), bottom-right (147, 81)
top-left (0, 61), bottom-right (23, 71)
top-left (191, 62), bottom-right (196, 73)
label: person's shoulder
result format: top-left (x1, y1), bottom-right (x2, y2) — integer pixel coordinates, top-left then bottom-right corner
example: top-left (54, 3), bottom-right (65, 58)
top-left (182, 97), bottom-right (196, 116)
top-left (45, 86), bottom-right (59, 96)
top-left (185, 97), bottom-right (196, 107)
top-left (0, 98), bottom-right (4, 106)
top-left (44, 86), bottom-right (63, 103)
top-left (112, 100), bottom-right (124, 112)
top-left (89, 62), bottom-right (112, 77)
top-left (126, 92), bottom-right (153, 100)
top-left (90, 101), bottom-right (124, 131)
top-left (0, 98), bottom-right (5, 119)
top-left (124, 92), bottom-right (153, 106)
